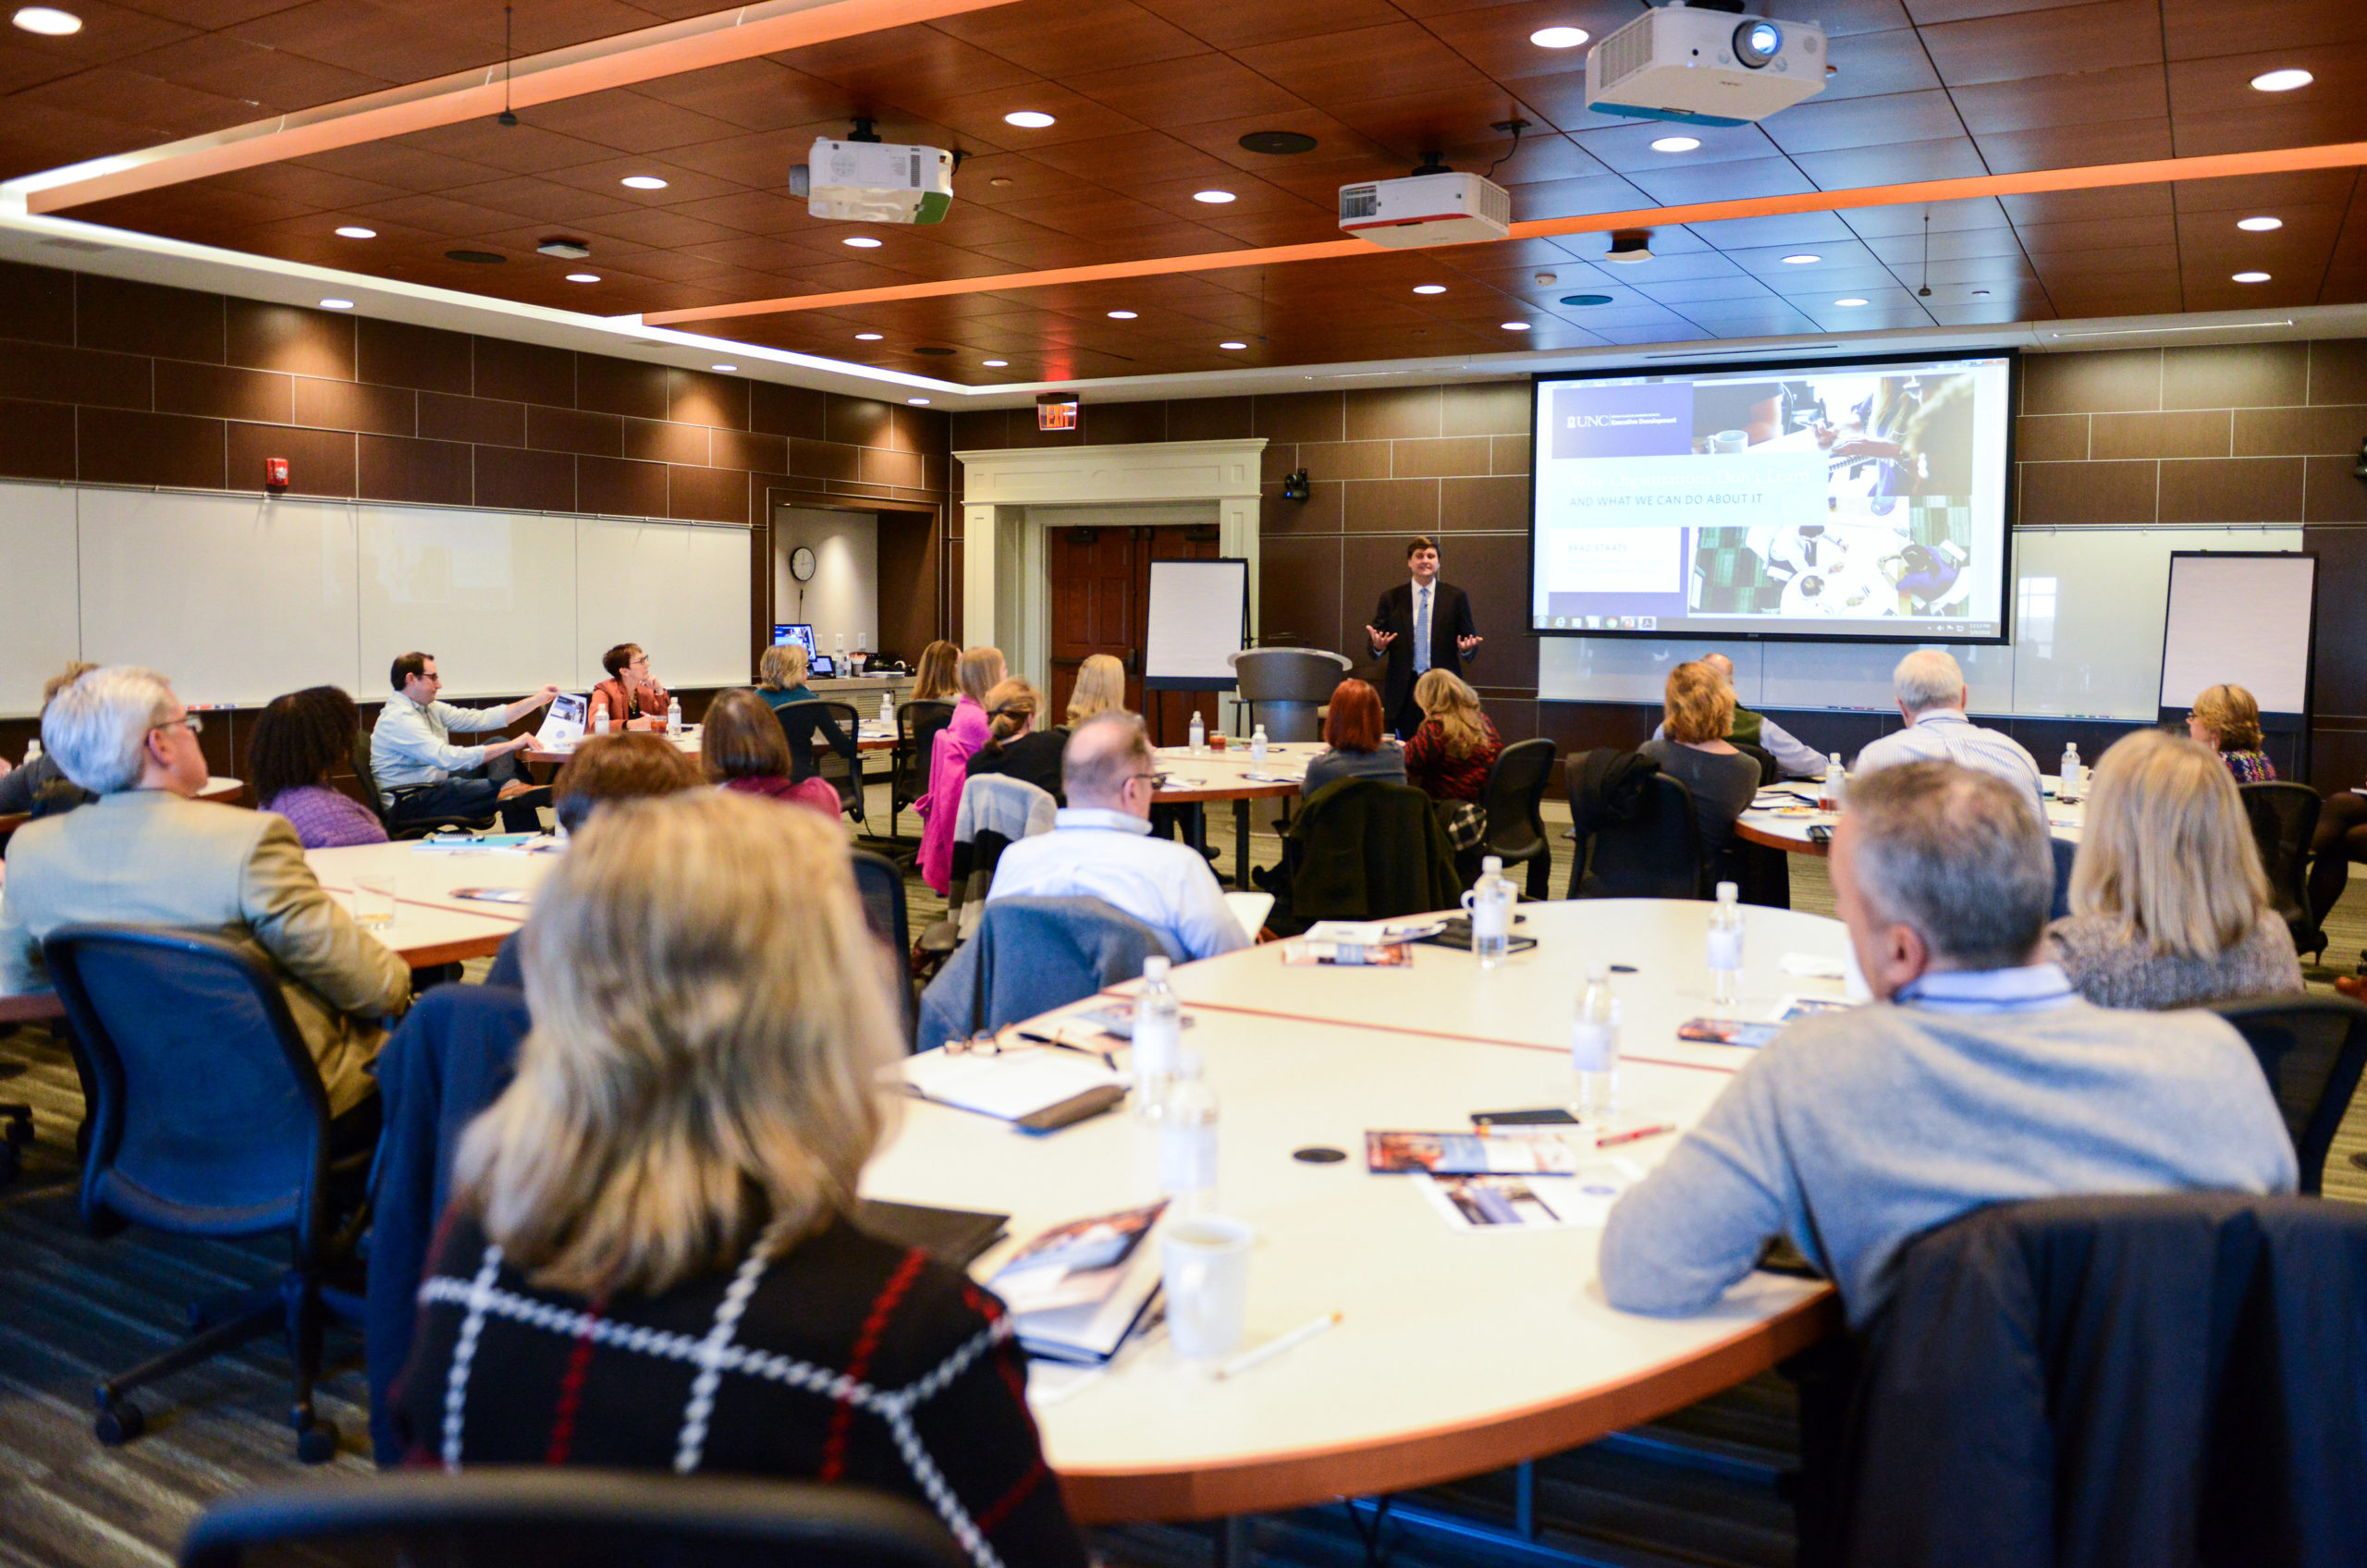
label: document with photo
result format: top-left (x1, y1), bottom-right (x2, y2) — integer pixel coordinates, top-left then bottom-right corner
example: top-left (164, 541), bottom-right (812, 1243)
top-left (1418, 1161), bottom-right (1641, 1231)
top-left (1366, 1130), bottom-right (1577, 1176)
top-left (535, 692), bottom-right (588, 749)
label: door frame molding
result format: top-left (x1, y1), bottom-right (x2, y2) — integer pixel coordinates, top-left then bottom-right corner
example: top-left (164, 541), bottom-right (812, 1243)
top-left (955, 438), bottom-right (1266, 727)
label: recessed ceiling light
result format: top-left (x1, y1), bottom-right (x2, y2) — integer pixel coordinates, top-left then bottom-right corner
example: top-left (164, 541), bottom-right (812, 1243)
top-left (1108, 310), bottom-right (1137, 319)
top-left (908, 398), bottom-right (930, 405)
top-left (1650, 135), bottom-right (1701, 153)
top-left (319, 298), bottom-right (354, 310)
top-left (566, 273), bottom-right (600, 283)
top-left (843, 236), bottom-right (883, 248)
top-left (2237, 215), bottom-right (2283, 232)
top-left (983, 359), bottom-right (1009, 366)
top-left (1529, 25), bottom-right (1588, 47)
top-left (1781, 253), bottom-right (1821, 264)
top-left (2233, 271), bottom-right (2272, 283)
top-left (620, 175), bottom-right (668, 190)
top-left (1834, 297), bottom-right (1870, 307)
top-left (710, 363), bottom-right (737, 372)
top-left (1193, 189), bottom-right (1236, 203)
top-left (855, 332), bottom-right (883, 341)
top-left (1239, 129), bottom-right (1318, 155)
top-left (1501, 321), bottom-right (1531, 331)
top-left (536, 238), bottom-right (592, 259)
top-left (2250, 68), bottom-right (2312, 92)
top-left (335, 225), bottom-right (375, 239)
top-left (12, 7), bottom-right (81, 34)
top-left (1413, 284), bottom-right (1447, 294)
top-left (1220, 341), bottom-right (1248, 349)
top-left (1004, 110), bottom-right (1056, 128)
top-left (445, 249), bottom-right (504, 264)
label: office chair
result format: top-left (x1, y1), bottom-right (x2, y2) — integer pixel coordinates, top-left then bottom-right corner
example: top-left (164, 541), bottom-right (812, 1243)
top-left (851, 848), bottom-right (917, 1039)
top-left (779, 701), bottom-right (867, 821)
top-left (892, 700), bottom-right (956, 842)
top-left (43, 924), bottom-right (374, 1462)
top-left (1477, 738), bottom-right (1556, 900)
top-left (178, 1472), bottom-right (966, 1568)
top-left (1568, 753), bottom-right (1703, 900)
top-left (2238, 782), bottom-right (2326, 962)
top-left (2206, 992), bottom-right (2367, 1195)
top-left (351, 732), bottom-right (493, 840)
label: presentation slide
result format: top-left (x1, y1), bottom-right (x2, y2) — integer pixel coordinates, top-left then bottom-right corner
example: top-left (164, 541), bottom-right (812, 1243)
top-left (1529, 352), bottom-right (2015, 643)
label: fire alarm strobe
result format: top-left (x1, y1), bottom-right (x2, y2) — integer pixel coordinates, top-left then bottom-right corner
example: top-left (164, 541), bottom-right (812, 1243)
top-left (264, 457), bottom-right (289, 488)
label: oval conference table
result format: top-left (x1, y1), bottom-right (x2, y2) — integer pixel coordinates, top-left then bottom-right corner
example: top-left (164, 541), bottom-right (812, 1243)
top-left (1152, 740), bottom-right (1325, 890)
top-left (1738, 776), bottom-right (2088, 858)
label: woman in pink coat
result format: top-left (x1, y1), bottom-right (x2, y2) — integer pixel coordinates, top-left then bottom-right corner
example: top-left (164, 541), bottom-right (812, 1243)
top-left (916, 645), bottom-right (1006, 892)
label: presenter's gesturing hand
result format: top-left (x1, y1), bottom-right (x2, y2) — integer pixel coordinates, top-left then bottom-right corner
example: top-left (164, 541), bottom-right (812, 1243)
top-left (1367, 625), bottom-right (1397, 651)
top-left (1458, 634), bottom-right (1483, 655)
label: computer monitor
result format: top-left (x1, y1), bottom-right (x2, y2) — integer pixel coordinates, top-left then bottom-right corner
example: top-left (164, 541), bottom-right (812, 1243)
top-left (810, 654), bottom-right (836, 679)
top-left (771, 623), bottom-right (817, 656)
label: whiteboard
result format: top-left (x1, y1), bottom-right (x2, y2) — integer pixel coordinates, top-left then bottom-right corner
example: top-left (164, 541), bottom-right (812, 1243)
top-left (2158, 552), bottom-right (2317, 715)
top-left (577, 518), bottom-right (753, 690)
top-left (1146, 557), bottom-right (1249, 689)
top-left (0, 484), bottom-right (80, 716)
top-left (1538, 527), bottom-right (2301, 722)
top-left (359, 508), bottom-right (576, 701)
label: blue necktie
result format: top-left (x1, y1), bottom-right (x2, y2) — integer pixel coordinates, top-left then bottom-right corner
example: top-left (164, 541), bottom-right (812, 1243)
top-left (1414, 586), bottom-right (1432, 675)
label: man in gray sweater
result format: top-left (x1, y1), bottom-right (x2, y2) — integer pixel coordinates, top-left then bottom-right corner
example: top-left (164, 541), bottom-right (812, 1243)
top-left (1599, 759), bottom-right (2295, 1328)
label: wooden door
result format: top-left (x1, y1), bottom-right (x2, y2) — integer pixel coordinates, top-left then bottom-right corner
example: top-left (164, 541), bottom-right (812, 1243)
top-left (1138, 526), bottom-right (1222, 748)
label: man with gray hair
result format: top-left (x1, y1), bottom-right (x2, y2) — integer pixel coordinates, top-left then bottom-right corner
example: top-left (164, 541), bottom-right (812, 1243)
top-left (1849, 648), bottom-right (2043, 818)
top-left (1598, 760), bottom-right (2293, 1326)
top-left (985, 711), bottom-right (1248, 962)
top-left (0, 668), bottom-right (411, 1117)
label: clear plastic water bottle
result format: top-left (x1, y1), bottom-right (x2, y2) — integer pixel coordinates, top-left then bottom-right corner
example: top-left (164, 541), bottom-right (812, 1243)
top-left (1571, 966), bottom-right (1620, 1120)
top-left (2058, 742), bottom-right (2080, 802)
top-left (666, 695), bottom-right (683, 736)
top-left (594, 709), bottom-right (611, 737)
top-left (1159, 1049), bottom-right (1220, 1211)
top-left (22, 738), bottom-right (40, 765)
top-left (1467, 854), bottom-right (1515, 969)
top-left (1709, 880), bottom-right (1745, 1008)
top-left (880, 691), bottom-right (896, 724)
top-left (1822, 752), bottom-right (1846, 812)
top-left (1131, 955), bottom-right (1182, 1118)
top-left (1187, 710), bottom-right (1205, 755)
top-left (1249, 723), bottom-right (1268, 766)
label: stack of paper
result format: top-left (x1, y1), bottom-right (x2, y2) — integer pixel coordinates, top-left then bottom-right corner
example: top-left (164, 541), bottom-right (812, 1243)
top-left (901, 1047), bottom-right (1127, 1123)
top-left (989, 1203), bottom-right (1168, 1364)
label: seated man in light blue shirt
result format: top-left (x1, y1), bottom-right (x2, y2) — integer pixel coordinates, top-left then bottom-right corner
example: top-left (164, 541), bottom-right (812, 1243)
top-left (1850, 648), bottom-right (2044, 820)
top-left (986, 711), bottom-right (1249, 963)
top-left (1598, 759), bottom-right (2293, 1328)
top-left (370, 651), bottom-right (559, 834)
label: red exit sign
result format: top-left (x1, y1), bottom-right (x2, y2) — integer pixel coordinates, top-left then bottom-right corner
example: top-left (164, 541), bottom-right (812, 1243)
top-left (1036, 395), bottom-right (1078, 431)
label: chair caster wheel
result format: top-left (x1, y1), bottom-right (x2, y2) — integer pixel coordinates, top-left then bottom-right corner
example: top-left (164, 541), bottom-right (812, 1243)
top-left (294, 1417), bottom-right (339, 1464)
top-left (95, 1400), bottom-right (145, 1446)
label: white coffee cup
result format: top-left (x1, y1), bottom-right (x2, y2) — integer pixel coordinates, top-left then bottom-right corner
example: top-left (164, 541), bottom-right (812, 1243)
top-left (1161, 1214), bottom-right (1253, 1361)
top-left (1711, 429), bottom-right (1748, 453)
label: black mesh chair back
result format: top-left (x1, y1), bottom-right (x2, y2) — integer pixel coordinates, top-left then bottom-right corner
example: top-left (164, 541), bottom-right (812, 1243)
top-left (1569, 762), bottom-right (1703, 900)
top-left (2238, 781), bottom-right (2324, 959)
top-left (892, 699), bottom-right (956, 838)
top-left (352, 729), bottom-right (491, 839)
top-left (44, 925), bottom-right (332, 1243)
top-left (178, 1472), bottom-right (967, 1568)
top-left (779, 701), bottom-right (866, 819)
top-left (2206, 993), bottom-right (2367, 1195)
top-left (1734, 741), bottom-right (1779, 788)
top-left (851, 849), bottom-right (916, 1039)
top-left (1478, 738), bottom-right (1557, 900)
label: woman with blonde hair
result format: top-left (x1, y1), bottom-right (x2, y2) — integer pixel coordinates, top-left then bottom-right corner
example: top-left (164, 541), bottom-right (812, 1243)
top-left (396, 791), bottom-right (1087, 1566)
top-left (756, 642), bottom-right (854, 786)
top-left (911, 639), bottom-right (960, 704)
top-left (916, 645), bottom-right (1006, 892)
top-left (2046, 729), bottom-right (2301, 1009)
top-left (1064, 652), bottom-right (1127, 727)
top-left (1403, 668), bottom-right (1502, 803)
top-left (966, 677), bottom-right (1066, 800)
top-left (1639, 660), bottom-right (1761, 887)
top-left (2187, 682), bottom-right (2276, 783)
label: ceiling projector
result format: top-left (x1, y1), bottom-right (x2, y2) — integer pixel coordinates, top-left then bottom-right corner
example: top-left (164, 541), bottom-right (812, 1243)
top-left (1586, 4), bottom-right (1826, 126)
top-left (789, 137), bottom-right (954, 225)
top-left (1337, 171), bottom-right (1513, 248)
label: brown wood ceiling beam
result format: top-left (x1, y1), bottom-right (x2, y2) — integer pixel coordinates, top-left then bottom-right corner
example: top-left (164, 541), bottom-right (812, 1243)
top-left (641, 140), bottom-right (2367, 328)
top-left (16, 0), bottom-right (1024, 216)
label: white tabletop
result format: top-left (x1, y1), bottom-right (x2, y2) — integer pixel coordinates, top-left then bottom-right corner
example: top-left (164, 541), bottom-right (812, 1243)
top-left (1740, 777), bottom-right (2087, 851)
top-left (865, 897), bottom-right (1851, 1520)
top-left (307, 840), bottom-right (549, 964)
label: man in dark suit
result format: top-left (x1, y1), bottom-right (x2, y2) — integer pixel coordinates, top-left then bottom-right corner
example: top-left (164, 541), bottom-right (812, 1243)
top-left (1367, 535), bottom-right (1482, 739)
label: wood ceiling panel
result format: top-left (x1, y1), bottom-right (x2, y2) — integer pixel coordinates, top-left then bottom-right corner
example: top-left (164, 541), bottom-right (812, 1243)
top-left (1763, 90), bottom-right (1967, 154)
top-left (1719, 239), bottom-right (1885, 276)
top-left (1568, 120), bottom-right (1783, 175)
top-left (107, 31), bottom-right (388, 109)
top-left (1947, 64), bottom-right (2168, 134)
top-left (930, 0), bottom-right (1208, 75)
top-left (1434, 131), bottom-right (1611, 188)
top-left (631, 59), bottom-right (860, 132)
top-left (787, 24), bottom-right (1041, 103)
top-left (1841, 194), bottom-right (2016, 235)
top-left (1623, 157), bottom-right (1822, 206)
top-left (2171, 168), bottom-right (2358, 213)
top-left (1919, 0), bottom-right (2163, 87)
top-left (1904, 0), bottom-right (2125, 23)
top-left (1063, 51), bottom-right (1308, 129)
top-left (1999, 184), bottom-right (2172, 223)
top-left (1683, 211), bottom-right (1864, 250)
top-left (2030, 244), bottom-right (2184, 277)
top-left (2160, 0), bottom-right (2367, 60)
top-left (1973, 117), bottom-right (2176, 174)
top-left (1793, 137), bottom-right (1992, 188)
top-left (1321, 85), bottom-right (1558, 159)
top-left (1812, 26), bottom-right (1948, 101)
top-left (1234, 23), bottom-right (1492, 108)
top-left (1412, 0), bottom-right (1637, 80)
top-left (1131, 0), bottom-right (1412, 53)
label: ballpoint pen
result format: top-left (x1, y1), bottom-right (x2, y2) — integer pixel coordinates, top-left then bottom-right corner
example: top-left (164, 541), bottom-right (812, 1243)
top-left (1012, 1030), bottom-right (1118, 1070)
top-left (1596, 1123), bottom-right (1676, 1148)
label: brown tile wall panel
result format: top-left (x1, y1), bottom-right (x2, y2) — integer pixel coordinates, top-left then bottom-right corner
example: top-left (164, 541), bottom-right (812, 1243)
top-left (0, 397), bottom-right (75, 480)
top-left (473, 445), bottom-right (575, 512)
top-left (0, 261), bottom-right (73, 346)
top-left (419, 391), bottom-right (526, 447)
top-left (669, 369), bottom-right (749, 431)
top-left (1490, 435), bottom-right (1531, 476)
top-left (2160, 342), bottom-right (2308, 410)
top-left (1258, 534), bottom-right (1344, 657)
top-left (473, 338), bottom-right (574, 408)
top-left (359, 435), bottom-right (472, 507)
top-left (1343, 476), bottom-right (1440, 534)
top-left (228, 422), bottom-right (354, 497)
top-left (76, 276), bottom-right (222, 363)
top-left (711, 427), bottom-right (787, 474)
top-left (625, 418), bottom-right (710, 466)
top-left (1085, 399), bottom-right (1166, 445)
top-left (896, 405), bottom-right (946, 455)
top-left (154, 360), bottom-right (292, 424)
top-left (78, 408), bottom-right (224, 489)
top-left (1263, 477), bottom-right (1343, 534)
top-left (752, 382), bottom-right (828, 442)
top-left (1007, 414), bottom-right (1083, 450)
top-left (2088, 409), bottom-right (2231, 460)
top-left (2304, 528), bottom-right (2367, 722)
top-left (2312, 341), bottom-right (2367, 405)
top-left (2156, 457), bottom-right (2303, 522)
top-left (1167, 398), bottom-right (1254, 441)
top-left (2303, 455), bottom-right (2367, 523)
top-left (1391, 435), bottom-right (1491, 479)
top-left (1300, 439), bottom-right (1391, 481)
top-left (827, 395), bottom-right (894, 448)
top-left (2016, 413), bottom-right (2088, 462)
top-left (576, 356), bottom-right (670, 422)
top-left (791, 437), bottom-right (860, 484)
top-left (356, 319), bottom-right (473, 397)
top-left (950, 409), bottom-right (1010, 450)
top-left (2020, 459), bottom-right (2158, 524)
top-left (2234, 405), bottom-right (2367, 458)
top-left (578, 454), bottom-right (668, 517)
top-left (1441, 474), bottom-right (1528, 533)
top-left (2021, 350), bottom-right (2160, 416)
top-left (1441, 382), bottom-right (1532, 438)
top-left (526, 404), bottom-right (623, 459)
top-left (227, 301), bottom-right (354, 382)
top-left (1261, 442), bottom-right (1299, 485)
top-left (0, 340), bottom-right (150, 410)
top-left (293, 377), bottom-right (416, 436)
top-left (668, 463), bottom-right (748, 523)
top-left (1254, 390), bottom-right (1345, 446)
top-left (1347, 386), bottom-right (1441, 442)
top-left (859, 446), bottom-right (927, 489)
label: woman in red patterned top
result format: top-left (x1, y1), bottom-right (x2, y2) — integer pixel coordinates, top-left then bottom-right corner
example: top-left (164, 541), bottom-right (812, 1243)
top-left (1403, 668), bottom-right (1502, 802)
top-left (397, 791), bottom-right (1086, 1568)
